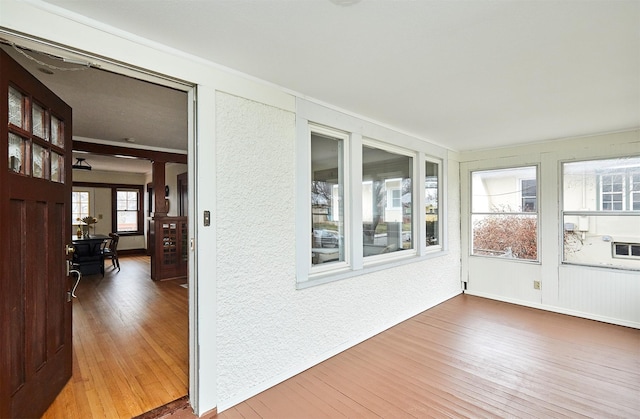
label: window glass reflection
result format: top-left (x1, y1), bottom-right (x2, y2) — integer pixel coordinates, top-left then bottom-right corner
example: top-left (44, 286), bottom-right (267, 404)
top-left (362, 145), bottom-right (412, 257)
top-left (311, 132), bottom-right (345, 266)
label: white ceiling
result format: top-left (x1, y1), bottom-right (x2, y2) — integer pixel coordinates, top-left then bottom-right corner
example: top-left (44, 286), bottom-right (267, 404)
top-left (15, 1), bottom-right (640, 154)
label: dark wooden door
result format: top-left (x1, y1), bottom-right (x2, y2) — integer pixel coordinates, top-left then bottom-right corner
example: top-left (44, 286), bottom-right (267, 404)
top-left (0, 49), bottom-right (73, 418)
top-left (177, 171), bottom-right (187, 217)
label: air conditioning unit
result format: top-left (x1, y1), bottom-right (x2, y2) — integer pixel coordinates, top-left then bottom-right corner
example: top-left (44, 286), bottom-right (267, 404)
top-left (578, 210), bottom-right (589, 232)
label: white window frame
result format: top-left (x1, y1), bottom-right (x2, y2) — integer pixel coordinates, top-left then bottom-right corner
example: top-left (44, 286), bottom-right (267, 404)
top-left (629, 173), bottom-right (640, 211)
top-left (612, 242), bottom-right (640, 259)
top-left (72, 190), bottom-right (90, 223)
top-left (385, 179), bottom-right (402, 209)
top-left (424, 157), bottom-right (442, 251)
top-left (362, 139), bottom-right (417, 265)
top-left (520, 178), bottom-right (537, 212)
top-left (470, 165), bottom-right (540, 262)
top-left (561, 156), bottom-right (640, 271)
top-left (599, 173), bottom-right (625, 211)
top-left (309, 124), bottom-right (351, 275)
top-left (295, 98), bottom-right (448, 288)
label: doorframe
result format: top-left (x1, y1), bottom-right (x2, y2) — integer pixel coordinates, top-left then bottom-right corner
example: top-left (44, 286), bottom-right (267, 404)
top-left (0, 29), bottom-right (201, 414)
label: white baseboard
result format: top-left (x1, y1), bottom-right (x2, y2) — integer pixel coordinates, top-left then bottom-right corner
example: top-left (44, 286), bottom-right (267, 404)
top-left (464, 290), bottom-right (640, 329)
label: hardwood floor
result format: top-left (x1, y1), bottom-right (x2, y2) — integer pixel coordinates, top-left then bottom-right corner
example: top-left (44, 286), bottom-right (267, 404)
top-left (218, 294), bottom-right (640, 419)
top-left (42, 255), bottom-right (188, 419)
top-left (41, 266), bottom-right (639, 419)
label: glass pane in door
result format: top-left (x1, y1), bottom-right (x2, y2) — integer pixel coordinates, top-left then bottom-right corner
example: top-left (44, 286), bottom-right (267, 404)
top-left (8, 132), bottom-right (28, 175)
top-left (8, 86), bottom-right (26, 128)
top-left (32, 143), bottom-right (49, 179)
top-left (32, 102), bottom-right (48, 140)
top-left (51, 115), bottom-right (64, 148)
top-left (51, 152), bottom-right (64, 183)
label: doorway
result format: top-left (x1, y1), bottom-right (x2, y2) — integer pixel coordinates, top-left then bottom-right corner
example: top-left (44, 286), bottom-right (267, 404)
top-left (0, 36), bottom-right (195, 417)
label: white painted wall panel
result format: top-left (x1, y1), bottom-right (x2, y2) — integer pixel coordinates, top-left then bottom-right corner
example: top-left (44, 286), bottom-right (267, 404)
top-left (558, 266), bottom-right (640, 327)
top-left (215, 92), bottom-right (461, 409)
top-left (467, 258), bottom-right (542, 304)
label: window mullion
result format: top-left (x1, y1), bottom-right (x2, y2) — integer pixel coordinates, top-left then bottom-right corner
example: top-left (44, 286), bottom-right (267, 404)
top-left (416, 152), bottom-right (426, 256)
top-left (350, 132), bottom-right (363, 270)
top-left (295, 117), bottom-right (312, 280)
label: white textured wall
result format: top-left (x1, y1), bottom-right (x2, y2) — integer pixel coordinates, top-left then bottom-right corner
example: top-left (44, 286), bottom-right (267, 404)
top-left (215, 92), bottom-right (461, 409)
top-left (2, 2), bottom-right (294, 413)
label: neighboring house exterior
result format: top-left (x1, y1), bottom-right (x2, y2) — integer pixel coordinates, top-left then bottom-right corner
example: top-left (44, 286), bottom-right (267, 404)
top-left (562, 157), bottom-right (640, 269)
top-left (2, 2), bottom-right (638, 417)
top-left (470, 160), bottom-right (640, 269)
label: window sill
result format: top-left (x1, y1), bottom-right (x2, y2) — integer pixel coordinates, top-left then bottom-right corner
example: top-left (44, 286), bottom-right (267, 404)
top-left (115, 231), bottom-right (144, 237)
top-left (469, 254), bottom-right (540, 264)
top-left (561, 261), bottom-right (640, 272)
top-left (297, 249), bottom-right (449, 290)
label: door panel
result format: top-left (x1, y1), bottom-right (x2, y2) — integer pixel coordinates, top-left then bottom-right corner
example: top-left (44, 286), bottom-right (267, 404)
top-left (1, 49), bottom-right (73, 418)
top-left (178, 171), bottom-right (188, 217)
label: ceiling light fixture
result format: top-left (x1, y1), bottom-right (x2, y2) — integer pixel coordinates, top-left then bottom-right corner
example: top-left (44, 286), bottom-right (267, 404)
top-left (330, 0), bottom-right (362, 6)
top-left (72, 157), bottom-right (92, 170)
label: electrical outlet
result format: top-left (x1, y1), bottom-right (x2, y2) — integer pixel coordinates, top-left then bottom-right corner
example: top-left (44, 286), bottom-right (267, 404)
top-left (533, 280), bottom-right (541, 290)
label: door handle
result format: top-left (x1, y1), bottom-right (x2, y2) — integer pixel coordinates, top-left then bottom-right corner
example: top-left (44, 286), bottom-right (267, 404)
top-left (65, 244), bottom-right (75, 255)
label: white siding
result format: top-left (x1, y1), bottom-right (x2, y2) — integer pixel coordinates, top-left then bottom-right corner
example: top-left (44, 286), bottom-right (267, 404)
top-left (558, 265), bottom-right (640, 324)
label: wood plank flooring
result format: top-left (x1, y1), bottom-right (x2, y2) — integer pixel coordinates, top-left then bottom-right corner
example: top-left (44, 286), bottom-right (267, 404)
top-left (42, 255), bottom-right (188, 419)
top-left (41, 264), bottom-right (639, 419)
top-left (218, 294), bottom-right (640, 419)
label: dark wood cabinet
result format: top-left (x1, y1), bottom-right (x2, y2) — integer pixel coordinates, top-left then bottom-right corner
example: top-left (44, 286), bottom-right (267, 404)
top-left (150, 216), bottom-right (187, 281)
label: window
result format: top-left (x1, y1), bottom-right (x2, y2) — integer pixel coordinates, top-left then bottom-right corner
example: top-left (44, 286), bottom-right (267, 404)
top-left (425, 161), bottom-right (439, 246)
top-left (8, 85), bottom-right (66, 182)
top-left (562, 157), bottom-right (640, 270)
top-left (521, 179), bottom-right (537, 212)
top-left (311, 127), bottom-right (347, 267)
top-left (630, 173), bottom-right (640, 210)
top-left (363, 143), bottom-right (413, 257)
top-left (613, 242), bottom-right (640, 259)
top-left (471, 166), bottom-right (538, 261)
top-left (72, 191), bottom-right (90, 222)
top-left (297, 102), bottom-right (446, 286)
top-left (387, 185), bottom-right (402, 209)
top-left (598, 169), bottom-right (640, 211)
top-left (74, 182), bottom-right (145, 236)
top-left (115, 188), bottom-right (142, 234)
top-left (600, 174), bottom-right (624, 210)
